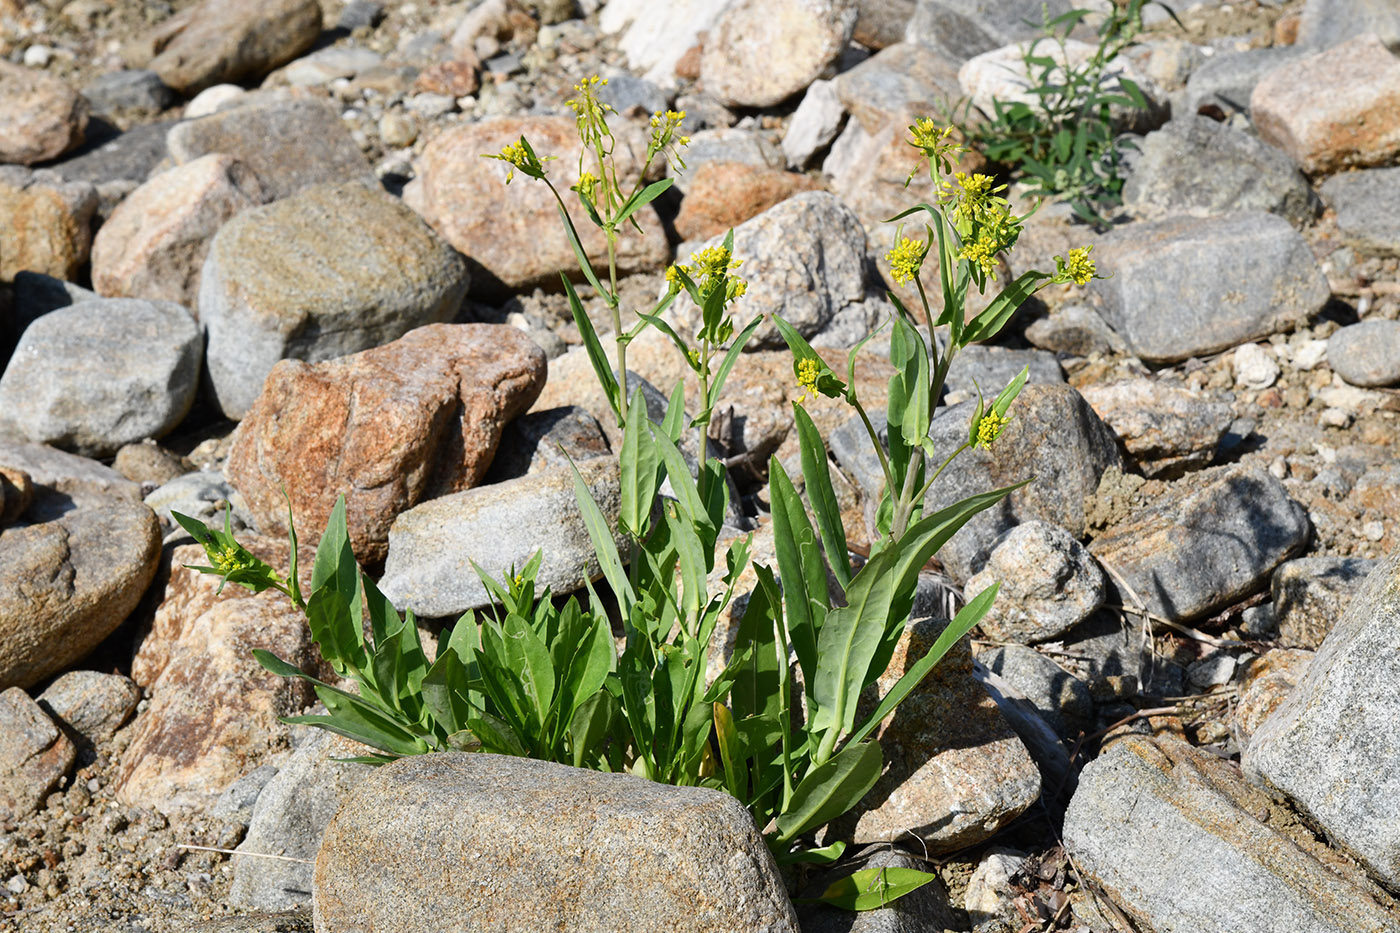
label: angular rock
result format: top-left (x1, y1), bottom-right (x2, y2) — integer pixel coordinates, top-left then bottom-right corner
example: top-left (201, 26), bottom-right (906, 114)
top-left (836, 617), bottom-right (1040, 851)
top-left (943, 345), bottom-right (1063, 401)
top-left (0, 465), bottom-right (33, 525)
top-left (225, 324), bottom-right (545, 566)
top-left (976, 643), bottom-right (1093, 739)
top-left (782, 79), bottom-right (845, 168)
top-left (1321, 166), bottom-right (1400, 257)
top-left (166, 96), bottom-right (373, 204)
top-left (117, 538), bottom-right (323, 814)
top-left (1069, 735), bottom-right (1400, 933)
top-left (832, 42), bottom-right (961, 137)
top-left (282, 46), bottom-right (384, 87)
top-left (1328, 320), bottom-right (1400, 388)
top-left (47, 120), bottom-right (173, 220)
top-left (966, 521), bottom-right (1106, 644)
top-left (1080, 377), bottom-right (1234, 478)
top-left (113, 440), bottom-right (191, 488)
top-left (1246, 546), bottom-right (1400, 889)
top-left (1296, 0), bottom-right (1400, 54)
top-left (597, 0), bottom-right (730, 89)
top-left (0, 491), bottom-right (160, 690)
top-left (0, 686), bottom-right (75, 823)
top-left (0, 167), bottom-right (98, 282)
top-left (0, 60), bottom-right (88, 165)
top-left (0, 438), bottom-right (144, 509)
top-left (671, 192), bottom-right (868, 350)
top-left (1090, 464), bottom-right (1309, 623)
top-left (379, 457), bottom-right (621, 617)
top-left (230, 730), bottom-right (373, 911)
top-left (670, 127), bottom-right (784, 195)
top-left (1022, 303), bottom-right (1124, 357)
top-left (1252, 34), bottom-right (1400, 175)
top-left (404, 115), bottom-right (667, 294)
top-left (82, 69), bottom-right (176, 116)
top-left (1233, 648), bottom-right (1312, 750)
top-left (1272, 556), bottom-right (1378, 650)
top-left (1088, 212), bottom-right (1329, 364)
top-left (200, 181), bottom-right (469, 419)
top-left (483, 405), bottom-right (611, 482)
top-left (314, 752), bottom-right (800, 931)
top-left (1184, 45), bottom-right (1305, 117)
top-left (854, 0), bottom-right (914, 50)
top-left (36, 670), bottom-right (140, 745)
top-left (129, 0), bottom-right (321, 96)
top-left (964, 848), bottom-right (1029, 933)
top-left (1123, 115), bottom-right (1317, 226)
top-left (701, 0), bottom-right (857, 108)
top-left (673, 161), bottom-right (823, 242)
top-left (907, 0), bottom-right (1059, 63)
top-left (1234, 341), bottom-right (1280, 390)
top-left (91, 154), bottom-right (264, 309)
top-left (0, 298), bottom-right (201, 457)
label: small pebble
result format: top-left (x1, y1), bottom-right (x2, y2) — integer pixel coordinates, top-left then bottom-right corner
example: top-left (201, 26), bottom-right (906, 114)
top-left (23, 45), bottom-right (53, 68)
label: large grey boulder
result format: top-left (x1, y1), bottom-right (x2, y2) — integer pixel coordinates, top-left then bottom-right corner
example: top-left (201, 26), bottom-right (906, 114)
top-left (1089, 211), bottom-right (1330, 364)
top-left (200, 181), bottom-right (469, 419)
top-left (1320, 166), bottom-right (1400, 257)
top-left (379, 457), bottom-right (622, 618)
top-left (965, 520), bottom-right (1106, 645)
top-left (1090, 464), bottom-right (1309, 623)
top-left (1328, 320), bottom-right (1400, 388)
top-left (1067, 735), bottom-right (1400, 933)
top-left (1246, 545), bottom-right (1400, 890)
top-left (0, 298), bottom-right (201, 458)
top-left (313, 752), bottom-right (800, 932)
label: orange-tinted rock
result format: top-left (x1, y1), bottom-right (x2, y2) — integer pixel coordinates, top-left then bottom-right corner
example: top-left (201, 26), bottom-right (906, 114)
top-left (414, 58), bottom-right (480, 97)
top-left (1234, 648), bottom-right (1312, 749)
top-left (0, 169), bottom-right (98, 282)
top-left (403, 116), bottom-right (669, 294)
top-left (674, 161), bottom-right (823, 241)
top-left (1252, 34), bottom-right (1400, 174)
top-left (117, 538), bottom-right (324, 814)
top-left (0, 60), bottom-right (88, 165)
top-left (0, 686), bottom-right (75, 822)
top-left (225, 324), bottom-right (546, 566)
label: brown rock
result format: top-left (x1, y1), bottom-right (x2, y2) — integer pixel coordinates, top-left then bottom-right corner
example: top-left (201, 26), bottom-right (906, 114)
top-left (91, 153), bottom-right (264, 309)
top-left (0, 465), bottom-right (32, 524)
top-left (36, 670), bottom-right (141, 745)
top-left (117, 537), bottom-right (324, 814)
top-left (700, 0), bottom-right (857, 108)
top-left (1252, 34), bottom-right (1400, 174)
top-left (226, 323), bottom-right (546, 566)
top-left (1080, 377), bottom-right (1235, 478)
top-left (1234, 648), bottom-right (1312, 749)
top-left (403, 115), bottom-right (669, 294)
top-left (0, 60), bottom-right (88, 165)
top-left (130, 0), bottom-right (322, 96)
top-left (0, 168), bottom-right (98, 282)
top-left (835, 617), bottom-right (1041, 852)
top-left (413, 58), bottom-right (480, 98)
top-left (0, 686), bottom-right (75, 823)
top-left (674, 161), bottom-right (823, 241)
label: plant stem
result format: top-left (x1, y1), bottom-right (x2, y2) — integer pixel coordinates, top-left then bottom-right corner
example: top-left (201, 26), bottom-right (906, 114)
top-left (608, 234), bottom-right (627, 425)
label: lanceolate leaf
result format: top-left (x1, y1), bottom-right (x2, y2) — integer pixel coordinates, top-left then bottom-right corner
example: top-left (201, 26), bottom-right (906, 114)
top-left (774, 739), bottom-right (882, 843)
top-left (563, 275), bottom-right (621, 425)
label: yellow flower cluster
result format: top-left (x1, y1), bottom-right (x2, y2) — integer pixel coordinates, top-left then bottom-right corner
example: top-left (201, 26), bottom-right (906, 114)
top-left (887, 236), bottom-right (925, 286)
top-left (975, 410), bottom-right (1010, 449)
top-left (1066, 246), bottom-right (1096, 286)
top-left (945, 170), bottom-right (1022, 281)
top-left (573, 170), bottom-right (601, 202)
top-left (673, 244), bottom-right (746, 304)
top-left (211, 544), bottom-right (253, 575)
top-left (649, 109), bottom-right (690, 150)
top-left (795, 357), bottom-right (821, 405)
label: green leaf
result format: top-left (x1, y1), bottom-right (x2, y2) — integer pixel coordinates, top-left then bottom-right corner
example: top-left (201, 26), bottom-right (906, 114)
top-left (649, 426), bottom-right (711, 538)
top-left (665, 506), bottom-right (707, 623)
top-left (614, 177), bottom-right (674, 226)
top-left (713, 701), bottom-right (746, 801)
top-left (793, 404), bottom-right (850, 591)
top-left (421, 646), bottom-right (472, 736)
top-left (708, 314), bottom-right (762, 409)
top-left (567, 456), bottom-right (634, 616)
top-left (803, 867), bottom-right (938, 911)
top-left (305, 585), bottom-right (368, 678)
top-left (768, 458), bottom-right (825, 680)
top-left (619, 386), bottom-right (660, 536)
top-left (467, 709), bottom-right (529, 757)
top-left (310, 499), bottom-right (361, 642)
top-left (568, 690), bottom-right (615, 767)
top-left (775, 739), bottom-right (882, 843)
top-left (556, 203), bottom-right (605, 296)
top-left (962, 270), bottom-right (1051, 344)
top-left (563, 275), bottom-right (622, 426)
top-left (773, 842), bottom-right (846, 866)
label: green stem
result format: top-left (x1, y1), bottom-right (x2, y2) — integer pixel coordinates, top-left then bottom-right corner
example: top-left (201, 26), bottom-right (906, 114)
top-left (608, 233), bottom-right (627, 425)
top-left (852, 397), bottom-right (897, 513)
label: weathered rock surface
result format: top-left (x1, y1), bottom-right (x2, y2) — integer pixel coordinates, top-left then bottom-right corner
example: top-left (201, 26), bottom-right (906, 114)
top-left (378, 456), bottom-right (621, 617)
top-left (700, 0), bottom-right (857, 108)
top-left (1246, 546), bottom-right (1400, 889)
top-left (116, 538), bottom-right (323, 814)
top-left (403, 115), bottom-right (667, 294)
top-left (313, 752), bottom-right (800, 932)
top-left (0, 686), bottom-right (76, 823)
top-left (966, 521), bottom-right (1107, 644)
top-left (781, 79), bottom-right (845, 168)
top-left (0, 298), bottom-right (201, 457)
top-left (1090, 465), bottom-right (1309, 623)
top-left (0, 167), bottom-right (98, 282)
top-left (1252, 34), bottom-right (1400, 175)
top-left (1081, 377), bottom-right (1234, 478)
top-left (975, 643), bottom-right (1093, 739)
top-left (1068, 735), bottom-right (1400, 933)
top-left (166, 96), bottom-right (373, 203)
top-left (200, 181), bottom-right (469, 420)
top-left (1320, 165), bottom-right (1400, 257)
top-left (673, 161), bottom-right (823, 242)
top-left (1233, 648), bottom-right (1312, 749)
top-left (1089, 211), bottom-right (1329, 364)
top-left (127, 0), bottom-right (322, 96)
top-left (0, 60), bottom-right (88, 165)
top-left (1272, 555), bottom-right (1378, 649)
top-left (36, 670), bottom-right (140, 746)
top-left (1328, 320), bottom-right (1400, 388)
top-left (225, 323), bottom-right (545, 565)
top-left (91, 153), bottom-right (265, 308)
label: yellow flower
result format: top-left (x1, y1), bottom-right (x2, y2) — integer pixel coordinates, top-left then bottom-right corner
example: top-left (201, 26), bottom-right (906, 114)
top-left (908, 118), bottom-right (953, 153)
top-left (484, 136), bottom-right (551, 183)
top-left (795, 357), bottom-right (821, 405)
top-left (887, 236), bottom-right (924, 285)
top-left (958, 233), bottom-right (1000, 280)
top-left (954, 172), bottom-right (993, 198)
top-left (573, 170), bottom-right (600, 201)
top-left (211, 544), bottom-right (253, 575)
top-left (665, 263), bottom-right (686, 292)
top-left (975, 410), bottom-right (1010, 449)
top-left (1066, 246), bottom-right (1096, 286)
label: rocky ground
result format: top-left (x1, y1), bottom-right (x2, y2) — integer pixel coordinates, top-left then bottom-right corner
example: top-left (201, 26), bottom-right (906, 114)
top-left (2, 0), bottom-right (1400, 930)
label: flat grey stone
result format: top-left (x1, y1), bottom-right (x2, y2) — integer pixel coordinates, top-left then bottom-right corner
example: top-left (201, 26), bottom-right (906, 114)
top-left (1022, 303), bottom-right (1124, 357)
top-left (782, 78), bottom-right (845, 168)
top-left (1246, 547), bottom-right (1400, 889)
top-left (832, 41), bottom-right (961, 134)
top-left (966, 521), bottom-right (1106, 645)
top-left (1080, 376), bottom-right (1235, 478)
top-left (1090, 464), bottom-right (1309, 623)
top-left (82, 69), bottom-right (175, 115)
top-left (379, 457), bottom-right (622, 617)
top-left (1296, 0), bottom-right (1400, 52)
top-left (1272, 556), bottom-right (1378, 650)
top-left (1327, 320), bottom-right (1400, 388)
top-left (1123, 115), bottom-right (1317, 226)
top-left (1068, 735), bottom-right (1400, 933)
top-left (977, 643), bottom-right (1092, 738)
top-left (1184, 45), bottom-right (1306, 116)
top-left (167, 96), bottom-right (373, 203)
top-left (200, 180), bottom-right (469, 419)
top-left (313, 752), bottom-right (799, 932)
top-left (0, 298), bottom-right (201, 458)
top-left (1088, 211), bottom-right (1329, 364)
top-left (1321, 166), bottom-right (1400, 256)
top-left (907, 0), bottom-right (1068, 63)
top-left (943, 345), bottom-right (1063, 401)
